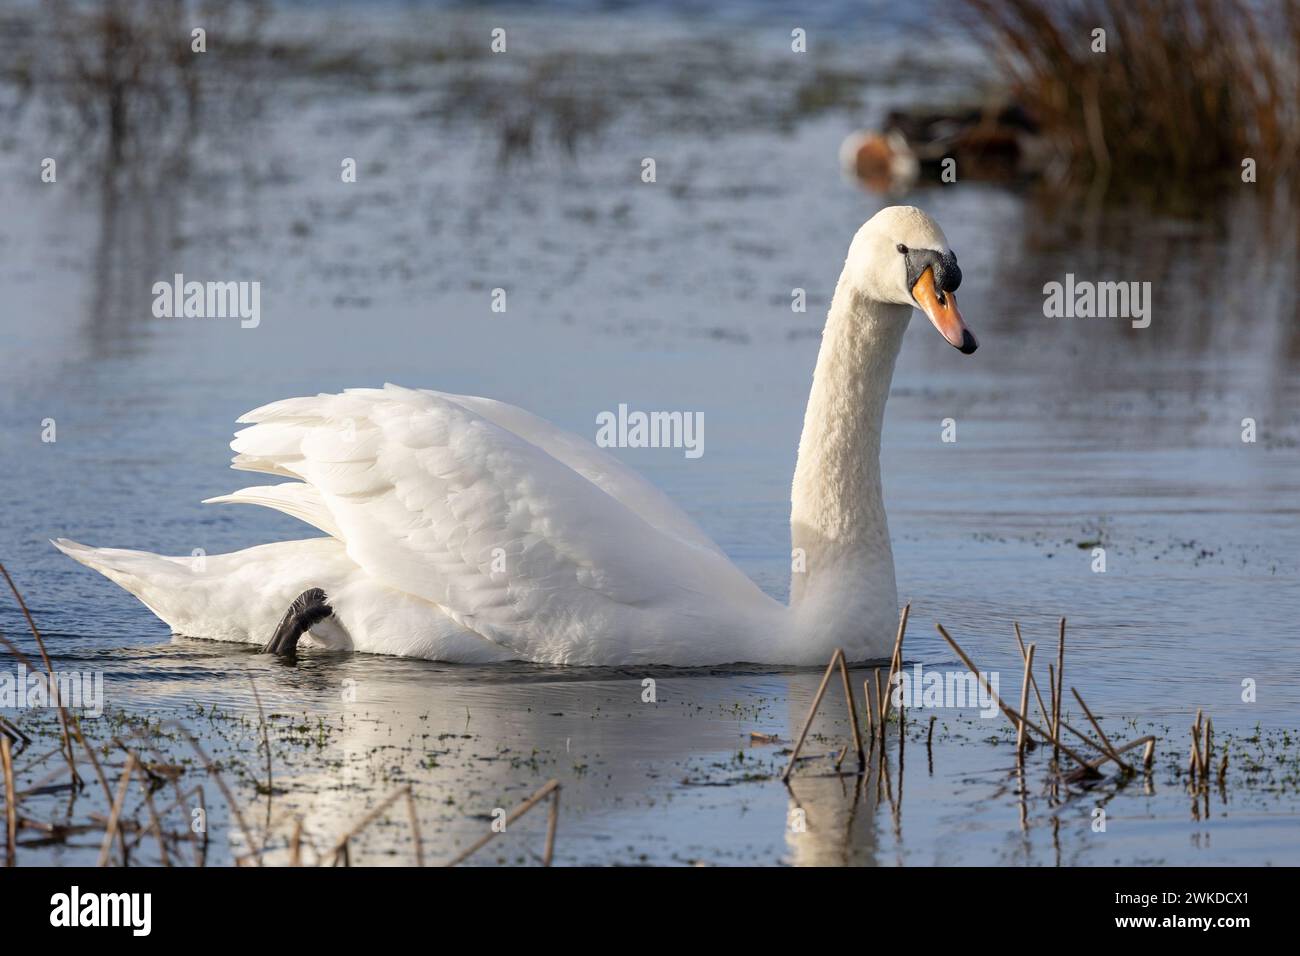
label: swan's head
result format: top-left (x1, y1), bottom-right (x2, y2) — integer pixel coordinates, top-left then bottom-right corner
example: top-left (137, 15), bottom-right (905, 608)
top-left (847, 205), bottom-right (977, 354)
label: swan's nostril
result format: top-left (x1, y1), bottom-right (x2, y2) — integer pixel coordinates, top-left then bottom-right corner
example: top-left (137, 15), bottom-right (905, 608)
top-left (959, 329), bottom-right (979, 354)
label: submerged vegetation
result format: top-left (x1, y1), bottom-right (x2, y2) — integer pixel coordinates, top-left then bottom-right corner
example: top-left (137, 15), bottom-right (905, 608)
top-left (4, 571), bottom-right (1298, 866)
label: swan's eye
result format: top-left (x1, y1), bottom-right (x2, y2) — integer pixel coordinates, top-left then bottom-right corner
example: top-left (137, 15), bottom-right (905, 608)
top-left (896, 244), bottom-right (908, 254)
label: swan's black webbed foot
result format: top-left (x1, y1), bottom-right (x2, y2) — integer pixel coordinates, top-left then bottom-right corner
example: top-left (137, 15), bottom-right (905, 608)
top-left (263, 588), bottom-right (332, 657)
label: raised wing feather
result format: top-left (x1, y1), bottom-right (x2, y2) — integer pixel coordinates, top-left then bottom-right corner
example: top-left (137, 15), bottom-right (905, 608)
top-left (203, 482), bottom-right (342, 538)
top-left (435, 392), bottom-right (726, 557)
top-left (229, 384), bottom-right (770, 661)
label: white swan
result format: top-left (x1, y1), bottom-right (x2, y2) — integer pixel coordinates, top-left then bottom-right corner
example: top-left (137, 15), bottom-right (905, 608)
top-left (56, 206), bottom-right (976, 666)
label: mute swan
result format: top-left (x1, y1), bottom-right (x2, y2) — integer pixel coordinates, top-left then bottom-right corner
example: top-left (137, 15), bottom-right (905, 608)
top-left (56, 206), bottom-right (976, 666)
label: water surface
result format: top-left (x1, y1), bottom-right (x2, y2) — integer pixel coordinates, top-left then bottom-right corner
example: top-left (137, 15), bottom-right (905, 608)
top-left (1, 2), bottom-right (1297, 865)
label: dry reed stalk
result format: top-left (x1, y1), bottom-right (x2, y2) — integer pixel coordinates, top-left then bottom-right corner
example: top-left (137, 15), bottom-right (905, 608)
top-left (3, 571), bottom-right (154, 861)
top-left (299, 828), bottom-right (324, 867)
top-left (97, 755), bottom-right (137, 867)
top-left (832, 745), bottom-right (847, 772)
top-left (71, 719), bottom-right (113, 808)
top-left (160, 719), bottom-right (260, 865)
top-left (119, 820), bottom-right (188, 859)
top-left (0, 563), bottom-right (82, 790)
top-left (879, 744), bottom-right (896, 813)
top-left (195, 785), bottom-right (209, 866)
top-left (444, 779), bottom-right (561, 867)
top-left (241, 804), bottom-right (303, 862)
top-left (328, 784), bottom-right (414, 865)
top-left (16, 752), bottom-right (72, 797)
top-left (782, 649), bottom-right (859, 781)
top-left (1143, 739), bottom-right (1155, 771)
top-left (934, 624), bottom-right (1095, 771)
top-left (879, 604), bottom-right (911, 729)
top-left (1, 736), bottom-right (16, 866)
top-left (131, 734), bottom-right (201, 866)
top-left (863, 681), bottom-right (875, 740)
top-left (248, 676), bottom-right (273, 844)
top-left (0, 715), bottom-right (30, 754)
top-left (1016, 762), bottom-right (1028, 830)
top-left (1047, 663), bottom-right (1057, 741)
top-left (1014, 623), bottom-right (1053, 730)
top-left (926, 714), bottom-right (936, 751)
top-left (87, 812), bottom-right (145, 834)
top-left (1194, 709), bottom-right (1204, 776)
top-left (1053, 618), bottom-right (1065, 759)
top-left (782, 652), bottom-right (839, 780)
top-left (873, 668), bottom-right (884, 732)
top-left (897, 699), bottom-right (906, 768)
top-left (895, 730), bottom-right (906, 839)
top-left (108, 735), bottom-right (182, 862)
top-left (132, 758), bottom-right (171, 866)
top-left (837, 651), bottom-right (865, 771)
top-left (1080, 735), bottom-right (1157, 774)
top-left (109, 736), bottom-right (166, 788)
top-left (1017, 643), bottom-right (1035, 757)
top-left (1070, 687), bottom-right (1131, 772)
top-left (542, 786), bottom-right (560, 867)
top-left (289, 818), bottom-right (303, 866)
top-left (1204, 717), bottom-right (1213, 778)
top-left (1218, 752), bottom-right (1228, 786)
top-left (404, 788), bottom-right (424, 867)
top-left (1055, 715), bottom-right (1119, 757)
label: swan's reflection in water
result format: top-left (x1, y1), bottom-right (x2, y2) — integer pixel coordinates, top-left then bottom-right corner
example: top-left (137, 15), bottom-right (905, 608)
top-left (785, 773), bottom-right (880, 867)
top-left (42, 636), bottom-right (1300, 866)
top-left (97, 642), bottom-right (892, 865)
top-left (781, 680), bottom-right (902, 867)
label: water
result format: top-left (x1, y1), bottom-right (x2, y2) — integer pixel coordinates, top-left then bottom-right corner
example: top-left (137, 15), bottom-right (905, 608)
top-left (1, 2), bottom-right (1298, 866)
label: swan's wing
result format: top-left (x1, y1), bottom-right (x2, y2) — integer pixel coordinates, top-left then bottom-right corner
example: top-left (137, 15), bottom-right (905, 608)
top-left (228, 384), bottom-right (768, 661)
top-left (203, 482), bottom-right (342, 538)
top-left (213, 387), bottom-right (724, 557)
top-left (434, 391), bottom-right (727, 557)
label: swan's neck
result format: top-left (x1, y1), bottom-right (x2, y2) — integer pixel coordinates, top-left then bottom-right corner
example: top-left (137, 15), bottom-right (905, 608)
top-left (788, 273), bottom-right (906, 657)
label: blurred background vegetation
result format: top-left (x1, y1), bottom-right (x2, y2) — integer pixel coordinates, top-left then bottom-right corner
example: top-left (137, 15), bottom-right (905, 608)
top-left (959, 0), bottom-right (1300, 204)
top-left (3, 0), bottom-right (1294, 208)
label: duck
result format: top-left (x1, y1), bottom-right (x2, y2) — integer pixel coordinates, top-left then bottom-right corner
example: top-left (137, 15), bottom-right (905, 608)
top-left (55, 206), bottom-right (977, 666)
top-left (843, 102), bottom-right (1046, 193)
top-left (839, 129), bottom-right (920, 194)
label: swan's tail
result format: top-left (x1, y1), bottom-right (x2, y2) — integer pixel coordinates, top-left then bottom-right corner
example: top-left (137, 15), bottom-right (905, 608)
top-left (51, 537), bottom-right (352, 644)
top-left (52, 538), bottom-right (194, 625)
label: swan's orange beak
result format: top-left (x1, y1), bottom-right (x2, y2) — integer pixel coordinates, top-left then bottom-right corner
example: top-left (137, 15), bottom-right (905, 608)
top-left (913, 267), bottom-right (977, 354)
